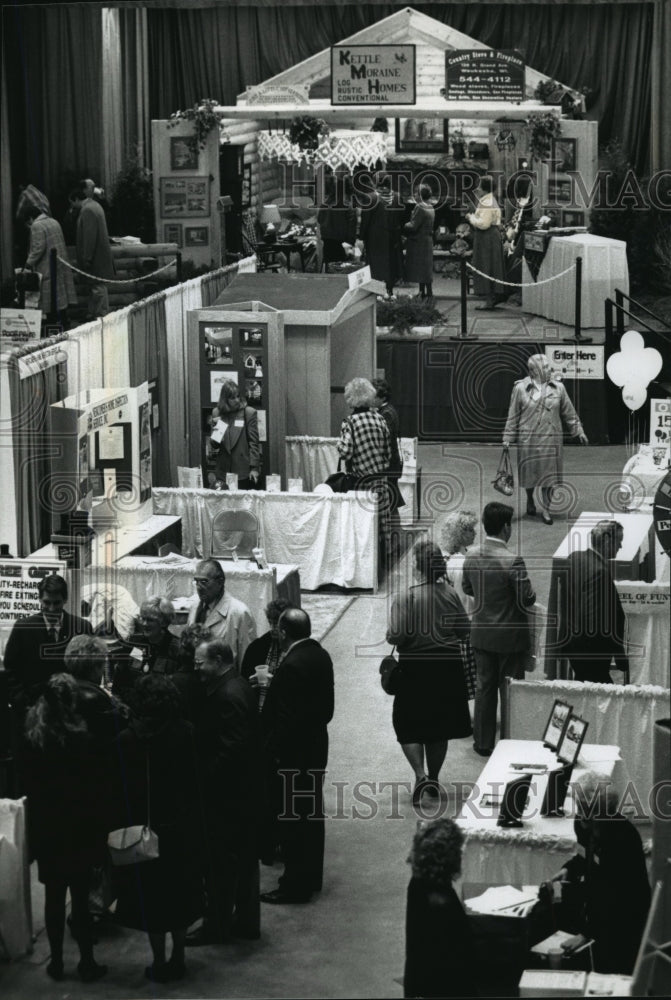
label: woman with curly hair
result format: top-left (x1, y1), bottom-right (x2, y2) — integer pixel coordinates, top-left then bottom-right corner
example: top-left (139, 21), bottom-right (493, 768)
top-left (110, 673), bottom-right (203, 983)
top-left (404, 818), bottom-right (476, 998)
top-left (24, 671), bottom-right (110, 982)
top-left (386, 540), bottom-right (472, 801)
top-left (441, 510), bottom-right (478, 615)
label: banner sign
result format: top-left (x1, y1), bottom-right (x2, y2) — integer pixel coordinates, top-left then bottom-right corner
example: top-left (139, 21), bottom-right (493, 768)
top-left (650, 399), bottom-right (671, 446)
top-left (246, 84), bottom-right (310, 106)
top-left (445, 49), bottom-right (525, 102)
top-left (545, 345), bottom-right (604, 380)
top-left (17, 341), bottom-right (68, 380)
top-left (0, 559), bottom-right (66, 627)
top-left (331, 44), bottom-right (416, 105)
top-left (1, 308), bottom-right (42, 348)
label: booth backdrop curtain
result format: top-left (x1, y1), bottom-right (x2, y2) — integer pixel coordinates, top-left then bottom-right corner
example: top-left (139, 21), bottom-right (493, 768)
top-left (102, 307), bottom-right (132, 388)
top-left (119, 7), bottom-right (151, 166)
top-left (128, 297), bottom-right (170, 487)
top-left (146, 2), bottom-right (655, 171)
top-left (8, 339), bottom-right (69, 556)
top-left (102, 9), bottom-right (124, 193)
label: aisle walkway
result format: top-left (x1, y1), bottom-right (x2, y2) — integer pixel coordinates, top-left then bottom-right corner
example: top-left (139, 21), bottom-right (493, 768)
top-left (2, 445), bottom-right (633, 998)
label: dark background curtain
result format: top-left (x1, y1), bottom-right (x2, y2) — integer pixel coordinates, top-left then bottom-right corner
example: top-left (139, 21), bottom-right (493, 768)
top-left (129, 297), bottom-right (171, 488)
top-left (146, 2), bottom-right (654, 172)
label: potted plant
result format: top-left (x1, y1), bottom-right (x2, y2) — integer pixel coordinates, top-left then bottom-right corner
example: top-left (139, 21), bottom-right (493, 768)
top-left (526, 112), bottom-right (562, 162)
top-left (167, 98), bottom-right (228, 154)
top-left (376, 295), bottom-right (447, 336)
top-left (289, 116), bottom-right (330, 152)
top-left (450, 121), bottom-right (466, 161)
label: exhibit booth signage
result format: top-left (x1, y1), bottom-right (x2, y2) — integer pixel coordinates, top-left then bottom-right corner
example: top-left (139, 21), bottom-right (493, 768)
top-left (445, 49), bottom-right (525, 102)
top-left (545, 345), bottom-right (605, 380)
top-left (331, 44), bottom-right (416, 105)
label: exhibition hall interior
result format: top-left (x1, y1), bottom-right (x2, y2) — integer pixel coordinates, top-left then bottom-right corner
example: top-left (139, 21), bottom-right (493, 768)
top-left (1, 1), bottom-right (670, 997)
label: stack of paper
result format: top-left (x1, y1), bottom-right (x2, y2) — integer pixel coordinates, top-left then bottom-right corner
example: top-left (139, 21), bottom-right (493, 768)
top-left (519, 970), bottom-right (586, 996)
top-left (584, 973), bottom-right (632, 997)
top-left (530, 930), bottom-right (576, 955)
top-left (464, 885), bottom-right (538, 915)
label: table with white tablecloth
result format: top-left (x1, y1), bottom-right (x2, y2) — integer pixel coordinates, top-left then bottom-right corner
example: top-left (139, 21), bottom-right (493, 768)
top-left (110, 555), bottom-right (300, 632)
top-left (621, 447), bottom-right (668, 505)
top-left (457, 739), bottom-right (622, 886)
top-left (615, 580), bottom-right (670, 688)
top-left (152, 488), bottom-right (378, 590)
top-left (522, 234), bottom-right (629, 328)
top-left (0, 798), bottom-right (31, 960)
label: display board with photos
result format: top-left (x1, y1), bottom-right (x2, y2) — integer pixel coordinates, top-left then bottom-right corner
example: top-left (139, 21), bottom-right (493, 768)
top-left (197, 317), bottom-right (270, 486)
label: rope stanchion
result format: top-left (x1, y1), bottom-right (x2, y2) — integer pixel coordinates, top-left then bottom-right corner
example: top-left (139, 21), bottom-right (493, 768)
top-left (465, 258), bottom-right (578, 289)
top-left (57, 255), bottom-right (178, 285)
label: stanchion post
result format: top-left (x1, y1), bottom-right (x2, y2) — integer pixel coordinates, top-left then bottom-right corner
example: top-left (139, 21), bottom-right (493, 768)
top-left (176, 252), bottom-right (182, 284)
top-left (49, 247), bottom-right (58, 318)
top-left (574, 255), bottom-right (582, 340)
top-left (460, 258), bottom-right (468, 337)
top-left (615, 288), bottom-right (625, 339)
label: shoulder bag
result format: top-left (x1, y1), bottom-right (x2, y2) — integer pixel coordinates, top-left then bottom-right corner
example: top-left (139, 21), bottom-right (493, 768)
top-left (108, 755), bottom-right (159, 866)
top-left (325, 417), bottom-right (358, 493)
top-left (492, 447), bottom-right (514, 496)
top-left (379, 645), bottom-right (402, 695)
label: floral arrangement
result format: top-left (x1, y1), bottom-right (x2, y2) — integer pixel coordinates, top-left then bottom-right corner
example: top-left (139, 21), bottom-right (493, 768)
top-left (526, 112), bottom-right (562, 162)
top-left (376, 295), bottom-right (447, 334)
top-left (167, 99), bottom-right (229, 152)
top-left (288, 116), bottom-right (330, 152)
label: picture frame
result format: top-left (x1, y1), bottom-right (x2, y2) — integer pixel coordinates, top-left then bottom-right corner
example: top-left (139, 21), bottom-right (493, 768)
top-left (170, 136), bottom-right (199, 171)
top-left (557, 714), bottom-right (589, 767)
top-left (160, 177), bottom-right (210, 218)
top-left (241, 163), bottom-right (252, 209)
top-left (542, 699), bottom-right (573, 751)
top-left (185, 225), bottom-right (209, 247)
top-left (561, 209), bottom-right (585, 228)
top-left (163, 223), bottom-right (183, 248)
top-left (395, 117), bottom-right (448, 154)
top-left (548, 178), bottom-right (573, 204)
top-left (551, 137), bottom-right (577, 174)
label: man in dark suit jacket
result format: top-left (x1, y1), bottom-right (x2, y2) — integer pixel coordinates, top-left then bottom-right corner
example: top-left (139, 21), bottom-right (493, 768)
top-left (4, 573), bottom-right (93, 713)
top-left (462, 502), bottom-right (536, 757)
top-left (559, 520), bottom-right (628, 683)
top-left (260, 608), bottom-right (334, 904)
top-left (188, 638), bottom-right (260, 945)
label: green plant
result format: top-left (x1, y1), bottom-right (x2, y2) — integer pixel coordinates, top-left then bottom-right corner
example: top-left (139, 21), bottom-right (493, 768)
top-left (109, 152), bottom-right (155, 242)
top-left (450, 120), bottom-right (465, 143)
top-left (289, 116), bottom-right (330, 151)
top-left (376, 295), bottom-right (446, 333)
top-left (526, 112), bottom-right (562, 162)
top-left (167, 99), bottom-right (228, 152)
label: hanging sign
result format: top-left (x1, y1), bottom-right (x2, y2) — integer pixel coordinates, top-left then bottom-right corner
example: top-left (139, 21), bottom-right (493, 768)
top-left (545, 345), bottom-right (604, 380)
top-left (17, 341), bottom-right (68, 379)
top-left (245, 84), bottom-right (310, 106)
top-left (650, 399), bottom-right (671, 446)
top-left (0, 308), bottom-right (42, 348)
top-left (445, 50), bottom-right (525, 102)
top-left (0, 559), bottom-right (66, 628)
top-left (331, 44), bottom-right (416, 105)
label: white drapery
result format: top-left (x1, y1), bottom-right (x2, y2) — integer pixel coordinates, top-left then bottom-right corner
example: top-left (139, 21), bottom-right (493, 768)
top-left (615, 580), bottom-right (670, 688)
top-left (102, 306), bottom-right (131, 388)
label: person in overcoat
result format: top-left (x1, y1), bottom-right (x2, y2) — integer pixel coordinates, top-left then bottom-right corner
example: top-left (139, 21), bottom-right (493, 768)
top-left (404, 185), bottom-right (435, 299)
top-left (503, 354), bottom-right (588, 524)
top-left (24, 206), bottom-right (77, 321)
top-left (74, 179), bottom-right (115, 319)
top-left (465, 175), bottom-right (506, 310)
top-left (209, 378), bottom-right (261, 489)
top-left (260, 608), bottom-right (334, 904)
top-left (317, 174), bottom-right (357, 268)
top-left (360, 175), bottom-right (404, 297)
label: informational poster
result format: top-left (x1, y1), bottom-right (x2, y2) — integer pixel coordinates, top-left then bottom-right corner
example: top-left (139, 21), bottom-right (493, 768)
top-left (0, 308), bottom-right (42, 347)
top-left (0, 559), bottom-right (66, 629)
top-left (445, 49), bottom-right (525, 102)
top-left (545, 345), bottom-right (604, 380)
top-left (650, 399), bottom-right (671, 445)
top-left (331, 44), bottom-right (416, 105)
top-left (98, 425), bottom-right (125, 461)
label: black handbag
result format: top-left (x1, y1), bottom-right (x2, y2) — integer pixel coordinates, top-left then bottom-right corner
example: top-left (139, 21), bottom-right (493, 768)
top-left (492, 447), bottom-right (515, 496)
top-left (326, 418), bottom-right (358, 493)
top-left (379, 646), bottom-right (401, 695)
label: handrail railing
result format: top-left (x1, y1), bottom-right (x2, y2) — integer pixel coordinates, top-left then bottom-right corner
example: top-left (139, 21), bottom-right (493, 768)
top-left (605, 298), bottom-right (665, 341)
top-left (614, 287), bottom-right (668, 334)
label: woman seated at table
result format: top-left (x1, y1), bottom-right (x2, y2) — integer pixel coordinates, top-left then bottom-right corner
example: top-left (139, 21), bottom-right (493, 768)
top-left (209, 379), bottom-right (261, 491)
top-left (404, 818), bottom-right (476, 998)
top-left (540, 772), bottom-right (651, 975)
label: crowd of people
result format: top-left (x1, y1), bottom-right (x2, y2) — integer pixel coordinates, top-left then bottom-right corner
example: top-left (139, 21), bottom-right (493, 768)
top-left (4, 569), bottom-right (334, 984)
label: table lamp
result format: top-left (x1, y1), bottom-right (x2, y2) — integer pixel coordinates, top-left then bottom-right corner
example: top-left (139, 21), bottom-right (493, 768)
top-left (260, 204), bottom-right (281, 242)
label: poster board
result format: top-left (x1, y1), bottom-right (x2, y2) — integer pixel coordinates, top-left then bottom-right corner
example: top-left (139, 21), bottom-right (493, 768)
top-left (0, 308), bottom-right (42, 348)
top-left (650, 399), bottom-right (671, 446)
top-left (0, 558), bottom-right (66, 654)
top-left (331, 44), bottom-right (416, 105)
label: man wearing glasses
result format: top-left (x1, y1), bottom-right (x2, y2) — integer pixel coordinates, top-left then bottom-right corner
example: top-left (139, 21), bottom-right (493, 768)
top-left (187, 559), bottom-right (256, 673)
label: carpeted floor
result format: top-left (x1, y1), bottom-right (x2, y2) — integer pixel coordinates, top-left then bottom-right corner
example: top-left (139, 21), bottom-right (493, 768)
top-left (301, 593), bottom-right (355, 642)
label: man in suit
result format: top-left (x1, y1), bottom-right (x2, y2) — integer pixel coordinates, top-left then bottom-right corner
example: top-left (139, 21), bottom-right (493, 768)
top-left (462, 502), bottom-right (536, 757)
top-left (186, 559), bottom-right (256, 672)
top-left (74, 178), bottom-right (115, 319)
top-left (188, 639), bottom-right (260, 945)
top-left (559, 520), bottom-right (628, 683)
top-left (260, 608), bottom-right (334, 904)
top-left (4, 573), bottom-right (93, 714)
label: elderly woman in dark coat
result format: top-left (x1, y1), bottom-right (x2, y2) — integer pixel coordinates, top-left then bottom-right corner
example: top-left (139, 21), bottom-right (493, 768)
top-left (404, 184), bottom-right (435, 299)
top-left (503, 353), bottom-right (588, 524)
top-left (360, 175), bottom-right (404, 298)
top-left (404, 818), bottom-right (476, 998)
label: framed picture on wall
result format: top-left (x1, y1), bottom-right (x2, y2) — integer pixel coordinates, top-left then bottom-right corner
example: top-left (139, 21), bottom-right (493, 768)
top-left (548, 179), bottom-right (572, 204)
top-left (395, 118), bottom-right (448, 153)
top-left (241, 163), bottom-right (252, 208)
top-left (561, 209), bottom-right (585, 227)
top-left (163, 223), bottom-right (183, 247)
top-left (160, 177), bottom-right (210, 218)
top-left (551, 137), bottom-right (577, 173)
top-left (185, 225), bottom-right (209, 247)
top-left (170, 137), bottom-right (199, 171)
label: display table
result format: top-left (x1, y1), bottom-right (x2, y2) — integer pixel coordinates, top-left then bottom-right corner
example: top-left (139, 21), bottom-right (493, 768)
top-left (0, 798), bottom-right (31, 960)
top-left (615, 580), bottom-right (670, 688)
top-left (544, 510), bottom-right (655, 679)
top-left (621, 447), bottom-right (668, 504)
top-left (522, 234), bottom-right (629, 328)
top-left (457, 739), bottom-right (622, 886)
top-left (152, 488), bottom-right (378, 590)
top-left (285, 435), bottom-right (420, 524)
top-left (507, 679), bottom-right (669, 821)
top-left (31, 514), bottom-right (183, 565)
top-left (112, 555), bottom-right (300, 631)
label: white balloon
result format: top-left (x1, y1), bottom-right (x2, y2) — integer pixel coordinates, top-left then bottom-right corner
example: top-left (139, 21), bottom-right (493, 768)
top-left (639, 347), bottom-right (663, 383)
top-left (621, 330), bottom-right (645, 353)
top-left (621, 383), bottom-right (647, 411)
top-left (606, 352), bottom-right (630, 387)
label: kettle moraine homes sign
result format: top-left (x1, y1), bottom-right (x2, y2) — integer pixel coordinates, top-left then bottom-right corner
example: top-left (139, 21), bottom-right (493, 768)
top-left (445, 50), bottom-right (525, 102)
top-left (331, 44), bottom-right (416, 105)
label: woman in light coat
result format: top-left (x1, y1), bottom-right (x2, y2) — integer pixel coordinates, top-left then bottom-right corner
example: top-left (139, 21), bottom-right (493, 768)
top-left (466, 175), bottom-right (505, 310)
top-left (503, 354), bottom-right (588, 524)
